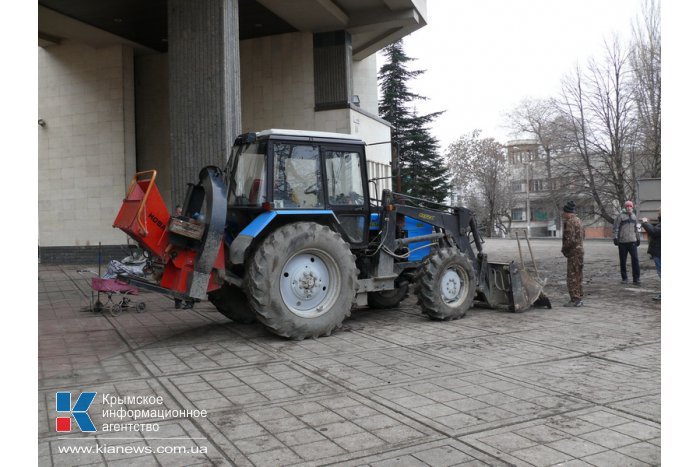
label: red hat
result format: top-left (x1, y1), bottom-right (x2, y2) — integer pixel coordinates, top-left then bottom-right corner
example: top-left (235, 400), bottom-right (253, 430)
top-left (624, 200), bottom-right (634, 208)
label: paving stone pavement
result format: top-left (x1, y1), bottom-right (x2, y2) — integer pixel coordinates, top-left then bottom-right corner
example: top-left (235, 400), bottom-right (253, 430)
top-left (38, 239), bottom-right (661, 466)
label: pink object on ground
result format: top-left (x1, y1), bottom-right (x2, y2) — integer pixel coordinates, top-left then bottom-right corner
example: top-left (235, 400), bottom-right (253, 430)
top-left (91, 278), bottom-right (139, 295)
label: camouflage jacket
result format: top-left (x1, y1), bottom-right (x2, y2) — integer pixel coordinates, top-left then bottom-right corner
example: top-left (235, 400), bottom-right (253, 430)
top-left (562, 215), bottom-right (584, 257)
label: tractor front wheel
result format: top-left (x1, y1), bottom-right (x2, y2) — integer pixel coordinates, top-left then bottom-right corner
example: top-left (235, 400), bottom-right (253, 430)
top-left (246, 222), bottom-right (357, 340)
top-left (416, 247), bottom-right (475, 320)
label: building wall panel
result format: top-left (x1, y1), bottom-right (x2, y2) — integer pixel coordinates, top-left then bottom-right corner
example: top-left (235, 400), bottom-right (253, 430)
top-left (38, 41), bottom-right (134, 247)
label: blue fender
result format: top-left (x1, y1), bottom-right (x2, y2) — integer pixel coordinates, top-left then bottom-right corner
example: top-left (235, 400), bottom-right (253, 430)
top-left (230, 210), bottom-right (337, 265)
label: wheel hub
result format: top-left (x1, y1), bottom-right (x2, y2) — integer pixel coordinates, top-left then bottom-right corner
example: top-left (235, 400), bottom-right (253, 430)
top-left (280, 253), bottom-right (332, 316)
top-left (296, 270), bottom-right (320, 298)
top-left (440, 269), bottom-right (463, 302)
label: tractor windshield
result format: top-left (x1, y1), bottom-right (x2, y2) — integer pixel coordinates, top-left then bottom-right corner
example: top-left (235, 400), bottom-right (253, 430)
top-left (230, 141), bottom-right (267, 207)
top-left (272, 143), bottom-right (323, 208)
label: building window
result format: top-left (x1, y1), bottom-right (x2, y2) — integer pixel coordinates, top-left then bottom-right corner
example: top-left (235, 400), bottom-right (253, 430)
top-left (531, 179), bottom-right (545, 192)
top-left (511, 208), bottom-right (525, 221)
top-left (534, 209), bottom-right (548, 221)
top-left (511, 180), bottom-right (525, 193)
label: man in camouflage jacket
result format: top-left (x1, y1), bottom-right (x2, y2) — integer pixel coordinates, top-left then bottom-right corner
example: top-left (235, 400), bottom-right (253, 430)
top-left (561, 200), bottom-right (584, 307)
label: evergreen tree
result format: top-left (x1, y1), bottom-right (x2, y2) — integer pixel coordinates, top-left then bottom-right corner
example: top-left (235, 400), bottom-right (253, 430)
top-left (378, 40), bottom-right (450, 202)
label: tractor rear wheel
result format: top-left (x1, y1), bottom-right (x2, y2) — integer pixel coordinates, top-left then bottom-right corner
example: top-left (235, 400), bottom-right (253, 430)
top-left (416, 247), bottom-right (475, 320)
top-left (246, 222), bottom-right (357, 340)
top-left (367, 283), bottom-right (409, 309)
top-left (207, 284), bottom-right (256, 324)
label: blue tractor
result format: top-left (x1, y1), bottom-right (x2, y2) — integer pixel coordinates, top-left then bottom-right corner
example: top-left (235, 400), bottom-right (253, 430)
top-left (115, 129), bottom-right (549, 340)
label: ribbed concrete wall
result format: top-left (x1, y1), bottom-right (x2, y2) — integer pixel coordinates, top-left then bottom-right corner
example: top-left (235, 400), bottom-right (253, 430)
top-left (135, 53), bottom-right (172, 209)
top-left (168, 0), bottom-right (241, 206)
top-left (313, 31), bottom-right (352, 109)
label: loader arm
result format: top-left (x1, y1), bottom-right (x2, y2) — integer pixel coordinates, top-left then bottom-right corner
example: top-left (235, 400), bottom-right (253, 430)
top-left (393, 204), bottom-right (482, 259)
top-left (378, 190), bottom-right (482, 259)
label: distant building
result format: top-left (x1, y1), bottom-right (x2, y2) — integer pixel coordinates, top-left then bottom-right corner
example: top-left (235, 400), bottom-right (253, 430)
top-left (505, 140), bottom-right (611, 238)
top-left (506, 140), bottom-right (556, 237)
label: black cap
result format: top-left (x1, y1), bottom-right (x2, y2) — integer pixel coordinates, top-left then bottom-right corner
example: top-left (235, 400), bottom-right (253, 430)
top-left (563, 201), bottom-right (576, 213)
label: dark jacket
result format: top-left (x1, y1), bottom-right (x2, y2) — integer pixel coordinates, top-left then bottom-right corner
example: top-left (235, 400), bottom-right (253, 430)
top-left (642, 218), bottom-right (660, 258)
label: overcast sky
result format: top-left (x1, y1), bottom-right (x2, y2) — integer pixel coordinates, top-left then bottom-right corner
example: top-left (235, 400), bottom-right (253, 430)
top-left (384, 0), bottom-right (647, 149)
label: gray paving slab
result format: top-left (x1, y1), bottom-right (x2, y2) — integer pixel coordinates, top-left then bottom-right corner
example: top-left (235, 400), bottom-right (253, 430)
top-left (39, 329), bottom-right (131, 383)
top-left (452, 307), bottom-right (574, 333)
top-left (329, 439), bottom-right (509, 466)
top-left (38, 240), bottom-right (662, 466)
top-left (592, 342), bottom-right (660, 371)
top-left (345, 307), bottom-right (496, 346)
top-left (494, 356), bottom-right (660, 406)
top-left (40, 352), bottom-right (151, 390)
top-left (161, 362), bottom-right (341, 412)
top-left (363, 372), bottom-right (589, 436)
top-left (297, 346), bottom-right (476, 390)
top-left (249, 329), bottom-right (396, 360)
top-left (408, 334), bottom-right (583, 369)
top-left (608, 394), bottom-right (661, 423)
top-left (460, 406), bottom-right (659, 467)
top-left (134, 339), bottom-right (278, 376)
top-left (505, 322), bottom-right (659, 354)
top-left (110, 305), bottom-right (234, 349)
top-left (202, 392), bottom-right (441, 466)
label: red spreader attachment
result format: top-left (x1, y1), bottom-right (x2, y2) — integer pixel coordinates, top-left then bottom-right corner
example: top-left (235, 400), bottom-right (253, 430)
top-left (160, 242), bottom-right (225, 295)
top-left (113, 169), bottom-right (226, 300)
top-left (113, 170), bottom-right (171, 259)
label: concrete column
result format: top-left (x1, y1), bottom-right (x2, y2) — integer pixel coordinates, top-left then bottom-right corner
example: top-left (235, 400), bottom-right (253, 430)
top-left (168, 0), bottom-right (241, 206)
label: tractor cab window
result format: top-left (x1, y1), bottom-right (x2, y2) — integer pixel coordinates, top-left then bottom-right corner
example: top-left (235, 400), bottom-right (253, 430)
top-left (324, 150), bottom-right (365, 206)
top-left (273, 144), bottom-right (323, 208)
top-left (230, 141), bottom-right (267, 207)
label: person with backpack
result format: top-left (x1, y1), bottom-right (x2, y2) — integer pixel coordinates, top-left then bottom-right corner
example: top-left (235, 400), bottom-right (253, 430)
top-left (613, 200), bottom-right (641, 286)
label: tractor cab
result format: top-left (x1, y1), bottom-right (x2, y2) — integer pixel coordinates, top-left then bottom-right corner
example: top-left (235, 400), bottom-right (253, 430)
top-left (226, 129), bottom-right (372, 247)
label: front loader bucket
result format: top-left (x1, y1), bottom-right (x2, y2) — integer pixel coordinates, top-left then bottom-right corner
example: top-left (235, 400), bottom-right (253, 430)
top-left (474, 256), bottom-right (551, 312)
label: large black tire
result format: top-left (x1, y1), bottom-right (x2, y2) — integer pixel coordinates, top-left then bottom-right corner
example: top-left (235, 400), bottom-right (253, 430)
top-left (207, 284), bottom-right (257, 324)
top-left (246, 222), bottom-right (357, 340)
top-left (367, 283), bottom-right (409, 309)
top-left (416, 247), bottom-right (476, 320)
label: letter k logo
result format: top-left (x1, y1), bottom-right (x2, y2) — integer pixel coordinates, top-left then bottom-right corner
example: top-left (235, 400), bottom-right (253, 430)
top-left (56, 392), bottom-right (97, 432)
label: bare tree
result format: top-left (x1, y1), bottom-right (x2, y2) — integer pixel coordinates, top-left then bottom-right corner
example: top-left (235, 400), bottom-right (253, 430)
top-left (446, 130), bottom-right (511, 237)
top-left (630, 0), bottom-right (661, 177)
top-left (556, 37), bottom-right (639, 223)
top-left (506, 98), bottom-right (559, 179)
top-left (502, 2), bottom-right (660, 226)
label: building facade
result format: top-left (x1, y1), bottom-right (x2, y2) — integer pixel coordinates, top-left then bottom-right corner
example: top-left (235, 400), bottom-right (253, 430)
top-left (505, 140), bottom-right (612, 239)
top-left (38, 0), bottom-right (427, 261)
top-left (506, 140), bottom-right (558, 237)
